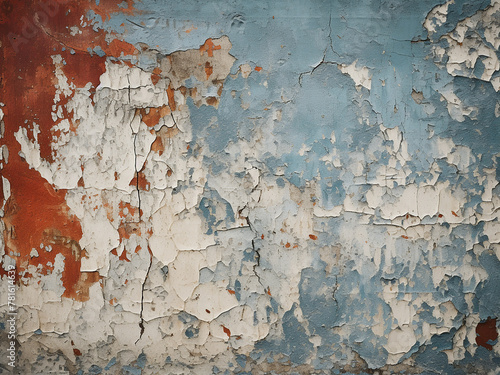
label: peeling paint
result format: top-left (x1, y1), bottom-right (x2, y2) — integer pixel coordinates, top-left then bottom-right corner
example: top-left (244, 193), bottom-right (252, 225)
top-left (1, 0), bottom-right (500, 374)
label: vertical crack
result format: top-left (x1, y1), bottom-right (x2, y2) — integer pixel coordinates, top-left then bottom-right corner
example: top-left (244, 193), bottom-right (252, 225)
top-left (136, 246), bottom-right (153, 344)
top-left (130, 117), bottom-right (142, 222)
top-left (251, 238), bottom-right (264, 291)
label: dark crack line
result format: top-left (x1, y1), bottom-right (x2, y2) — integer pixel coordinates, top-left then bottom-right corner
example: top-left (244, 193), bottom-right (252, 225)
top-left (126, 18), bottom-right (145, 29)
top-left (129, 79), bottom-right (141, 222)
top-left (251, 238), bottom-right (264, 291)
top-left (298, 13), bottom-right (339, 87)
top-left (135, 247), bottom-right (153, 344)
top-left (132, 130), bottom-right (142, 222)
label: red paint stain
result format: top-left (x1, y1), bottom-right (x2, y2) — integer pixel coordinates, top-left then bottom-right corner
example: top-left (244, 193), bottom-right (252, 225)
top-left (205, 309), bottom-right (211, 314)
top-left (401, 235), bottom-right (409, 239)
top-left (254, 66), bottom-right (262, 72)
top-left (227, 289), bottom-right (236, 295)
top-left (476, 317), bottom-right (498, 350)
top-left (266, 287), bottom-right (272, 296)
top-left (309, 234), bottom-right (318, 240)
top-left (261, 234), bottom-right (264, 239)
top-left (285, 242), bottom-right (291, 248)
top-left (451, 211), bottom-right (458, 217)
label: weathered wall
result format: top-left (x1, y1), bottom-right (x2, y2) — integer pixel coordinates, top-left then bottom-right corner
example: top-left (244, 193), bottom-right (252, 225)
top-left (0, 0), bottom-right (499, 374)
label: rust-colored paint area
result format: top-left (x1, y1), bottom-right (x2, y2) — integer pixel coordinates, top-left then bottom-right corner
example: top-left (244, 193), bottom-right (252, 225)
top-left (476, 318), bottom-right (498, 351)
top-left (0, 0), bottom-right (140, 301)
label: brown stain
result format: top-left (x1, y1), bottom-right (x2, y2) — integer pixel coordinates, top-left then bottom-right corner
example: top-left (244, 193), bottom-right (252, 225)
top-left (309, 234), bottom-right (318, 240)
top-left (206, 97), bottom-right (218, 107)
top-left (476, 317), bottom-right (498, 350)
top-left (0, 0), bottom-right (138, 302)
top-left (204, 61), bottom-right (213, 79)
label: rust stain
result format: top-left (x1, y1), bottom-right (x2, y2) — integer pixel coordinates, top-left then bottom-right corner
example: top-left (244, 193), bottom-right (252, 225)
top-left (167, 83), bottom-right (176, 112)
top-left (476, 317), bottom-right (498, 350)
top-left (221, 325), bottom-right (231, 337)
top-left (199, 38), bottom-right (221, 57)
top-left (151, 67), bottom-right (162, 85)
top-left (205, 61), bottom-right (213, 79)
top-left (255, 66), bottom-right (262, 72)
top-left (309, 234), bottom-right (318, 240)
top-left (129, 170), bottom-right (150, 191)
top-left (90, 0), bottom-right (140, 22)
top-left (0, 0), bottom-right (140, 302)
top-left (206, 97), bottom-right (218, 107)
top-left (102, 38), bottom-right (138, 57)
top-left (185, 25), bottom-right (197, 33)
top-left (139, 105), bottom-right (171, 127)
top-left (118, 250), bottom-right (130, 262)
